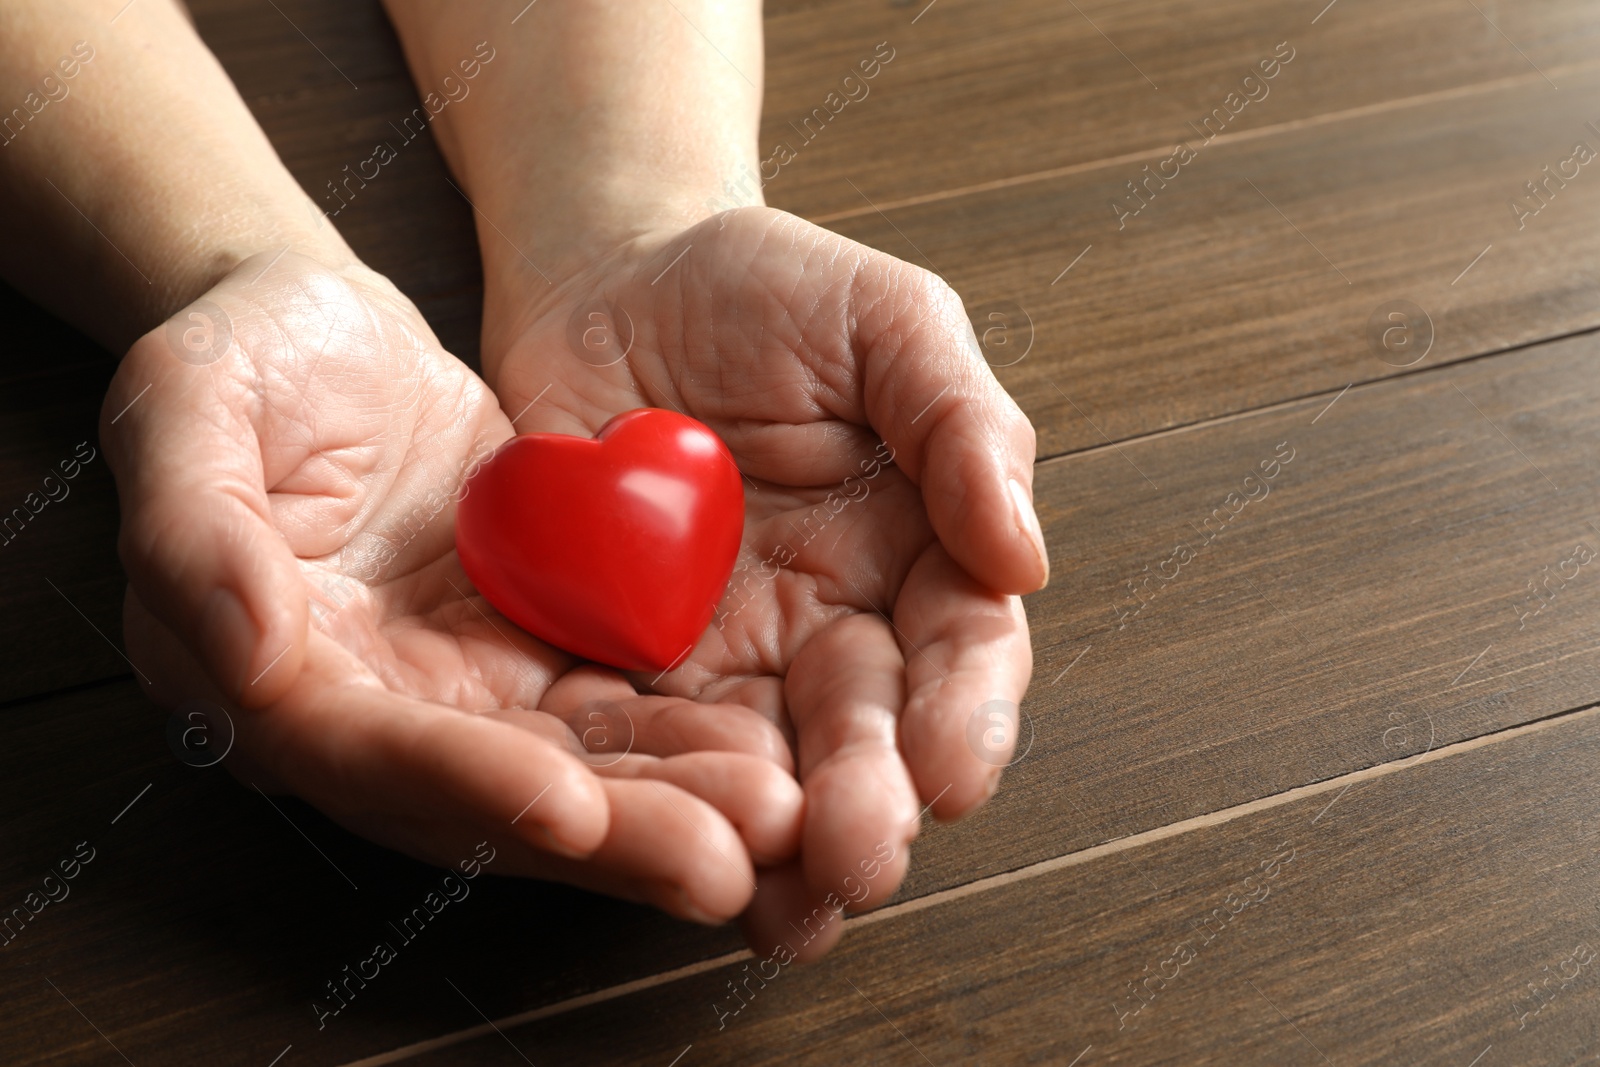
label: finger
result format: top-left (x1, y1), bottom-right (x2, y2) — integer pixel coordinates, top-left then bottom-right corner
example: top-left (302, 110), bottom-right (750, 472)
top-left (135, 616), bottom-right (755, 927)
top-left (102, 323), bottom-right (307, 706)
top-left (537, 777), bottom-right (758, 924)
top-left (850, 255), bottom-right (1048, 595)
top-left (478, 706), bottom-right (802, 866)
top-left (245, 632), bottom-right (610, 864)
top-left (739, 863), bottom-right (846, 964)
top-left (126, 594), bottom-right (610, 861)
top-left (786, 613), bottom-right (919, 910)
top-left (123, 585), bottom-right (292, 792)
top-left (894, 543), bottom-right (1033, 820)
top-left (595, 751), bottom-right (803, 866)
top-left (689, 673), bottom-right (789, 732)
top-left (540, 666), bottom-right (795, 772)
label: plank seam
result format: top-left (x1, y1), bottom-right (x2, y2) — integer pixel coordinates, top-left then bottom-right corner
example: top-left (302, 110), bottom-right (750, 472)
top-left (847, 700), bottom-right (1600, 926)
top-left (336, 949), bottom-right (751, 1067)
top-left (1033, 320), bottom-right (1600, 469)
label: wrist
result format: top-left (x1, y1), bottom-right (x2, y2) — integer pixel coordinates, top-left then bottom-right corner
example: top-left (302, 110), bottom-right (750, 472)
top-left (488, 165), bottom-right (761, 281)
top-left (477, 184), bottom-right (760, 390)
top-left (147, 199), bottom-right (361, 323)
top-left (381, 0), bottom-right (765, 382)
top-left (52, 178), bottom-right (360, 354)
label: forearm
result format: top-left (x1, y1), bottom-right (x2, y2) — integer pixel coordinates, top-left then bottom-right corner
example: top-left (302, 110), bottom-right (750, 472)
top-left (0, 0), bottom-right (357, 351)
top-left (382, 0), bottom-right (763, 362)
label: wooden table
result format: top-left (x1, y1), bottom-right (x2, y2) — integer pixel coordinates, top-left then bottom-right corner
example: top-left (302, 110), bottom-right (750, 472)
top-left (5, 1), bottom-right (1599, 1063)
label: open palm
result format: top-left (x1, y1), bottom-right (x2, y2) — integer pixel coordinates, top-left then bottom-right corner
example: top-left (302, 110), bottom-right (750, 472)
top-left (480, 207), bottom-right (1043, 955)
top-left (103, 252), bottom-right (802, 924)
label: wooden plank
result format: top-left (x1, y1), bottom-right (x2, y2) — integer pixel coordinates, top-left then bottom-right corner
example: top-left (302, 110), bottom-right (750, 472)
top-left (895, 329), bottom-right (1600, 901)
top-left (5, 331), bottom-right (1599, 1065)
top-left (5, 4), bottom-right (1598, 1058)
top-left (381, 707), bottom-right (1600, 1066)
top-left (183, 0), bottom-right (1600, 372)
top-left (762, 0), bottom-right (1597, 220)
top-left (5, 209), bottom-right (1600, 904)
top-left (824, 63), bottom-right (1600, 457)
top-left (177, 0), bottom-right (1600, 465)
top-left (0, 679), bottom-right (749, 1067)
top-left (3, 306), bottom-right (1598, 876)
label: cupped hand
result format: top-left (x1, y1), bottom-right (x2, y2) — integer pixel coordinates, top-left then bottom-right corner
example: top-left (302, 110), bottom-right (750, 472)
top-left (101, 251), bottom-right (802, 923)
top-left (479, 207), bottom-right (1044, 958)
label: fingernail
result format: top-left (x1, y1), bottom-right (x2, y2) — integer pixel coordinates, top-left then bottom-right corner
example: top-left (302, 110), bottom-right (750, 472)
top-left (1007, 477), bottom-right (1049, 585)
top-left (199, 588), bottom-right (258, 695)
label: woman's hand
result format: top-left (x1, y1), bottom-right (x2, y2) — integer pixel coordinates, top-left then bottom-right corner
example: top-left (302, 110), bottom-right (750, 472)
top-left (103, 251), bottom-right (803, 924)
top-left (480, 207), bottom-right (1043, 956)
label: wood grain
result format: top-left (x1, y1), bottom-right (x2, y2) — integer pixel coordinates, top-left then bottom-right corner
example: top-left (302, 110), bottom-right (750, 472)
top-left (2, 0), bottom-right (1599, 1064)
top-left (827, 62), bottom-right (1600, 458)
top-left (173, 0), bottom-right (1600, 466)
top-left (4, 329), bottom-right (1599, 1065)
top-left (898, 328), bottom-right (1600, 899)
top-left (179, 0), bottom-right (1600, 386)
top-left (374, 707), bottom-right (1600, 1066)
top-left (761, 0), bottom-right (1599, 221)
top-left (0, 679), bottom-right (748, 1067)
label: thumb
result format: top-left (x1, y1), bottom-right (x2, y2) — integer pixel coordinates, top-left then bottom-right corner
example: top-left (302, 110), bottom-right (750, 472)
top-left (101, 301), bottom-right (307, 706)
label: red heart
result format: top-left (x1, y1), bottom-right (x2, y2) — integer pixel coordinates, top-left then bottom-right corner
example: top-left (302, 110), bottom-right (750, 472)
top-left (455, 408), bottom-right (744, 672)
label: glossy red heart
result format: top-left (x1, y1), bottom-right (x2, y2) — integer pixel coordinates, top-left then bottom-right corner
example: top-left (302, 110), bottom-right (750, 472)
top-left (455, 408), bottom-right (744, 672)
